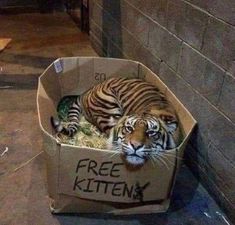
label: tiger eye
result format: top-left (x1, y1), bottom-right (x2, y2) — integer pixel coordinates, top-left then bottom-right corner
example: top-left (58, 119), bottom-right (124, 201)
top-left (147, 130), bottom-right (160, 138)
top-left (125, 125), bottom-right (134, 133)
top-left (114, 115), bottom-right (121, 119)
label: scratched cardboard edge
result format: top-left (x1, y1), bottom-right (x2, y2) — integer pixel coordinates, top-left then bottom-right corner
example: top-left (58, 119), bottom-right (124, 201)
top-left (37, 56), bottom-right (197, 214)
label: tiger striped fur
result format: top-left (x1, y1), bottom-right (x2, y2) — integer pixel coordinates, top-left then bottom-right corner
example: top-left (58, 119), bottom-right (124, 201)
top-left (51, 77), bottom-right (180, 166)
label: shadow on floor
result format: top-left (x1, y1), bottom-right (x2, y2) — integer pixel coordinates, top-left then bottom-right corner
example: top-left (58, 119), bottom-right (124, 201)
top-left (0, 52), bottom-right (56, 69)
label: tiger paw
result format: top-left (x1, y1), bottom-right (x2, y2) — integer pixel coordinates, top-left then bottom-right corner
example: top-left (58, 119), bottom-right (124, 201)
top-left (50, 116), bottom-right (63, 133)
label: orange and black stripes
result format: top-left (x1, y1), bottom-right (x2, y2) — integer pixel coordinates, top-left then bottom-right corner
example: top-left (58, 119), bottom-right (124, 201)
top-left (52, 78), bottom-right (174, 137)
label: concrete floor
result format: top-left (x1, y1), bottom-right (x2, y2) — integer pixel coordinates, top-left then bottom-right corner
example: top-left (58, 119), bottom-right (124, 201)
top-left (0, 12), bottom-right (96, 88)
top-left (0, 12), bottom-right (232, 225)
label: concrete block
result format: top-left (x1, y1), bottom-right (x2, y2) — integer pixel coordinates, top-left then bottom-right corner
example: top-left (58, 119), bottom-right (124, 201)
top-left (90, 33), bottom-right (107, 57)
top-left (89, 19), bottom-right (103, 44)
top-left (120, 28), bottom-right (139, 58)
top-left (159, 62), bottom-right (235, 162)
top-left (184, 0), bottom-right (208, 10)
top-left (98, 0), bottom-right (121, 21)
top-left (159, 63), bottom-right (210, 158)
top-left (187, 147), bottom-right (234, 198)
top-left (184, 144), bottom-right (208, 172)
top-left (91, 0), bottom-right (122, 49)
top-left (218, 74), bottom-right (235, 123)
top-left (197, 101), bottom-right (235, 163)
top-left (189, 93), bottom-right (235, 163)
top-left (167, 0), bottom-right (208, 50)
top-left (90, 1), bottom-right (103, 28)
top-left (207, 145), bottom-right (235, 198)
top-left (106, 40), bottom-right (123, 58)
top-left (207, 0), bottom-right (235, 25)
top-left (93, 0), bottom-right (103, 7)
top-left (202, 17), bottom-right (235, 73)
top-left (89, 20), bottom-right (108, 55)
top-left (150, 0), bottom-right (168, 26)
top-left (89, 0), bottom-right (94, 18)
top-left (124, 0), bottom-right (142, 8)
top-left (149, 21), bottom-right (182, 70)
top-left (185, 0), bottom-right (235, 25)
top-left (178, 43), bottom-right (225, 105)
top-left (158, 62), bottom-right (196, 107)
top-left (92, 4), bottom-right (123, 49)
top-left (131, 44), bottom-right (162, 74)
top-left (125, 0), bottom-right (168, 26)
top-left (120, 0), bottom-right (150, 47)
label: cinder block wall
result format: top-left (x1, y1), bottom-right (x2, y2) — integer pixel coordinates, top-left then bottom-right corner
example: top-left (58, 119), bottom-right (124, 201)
top-left (89, 0), bottom-right (235, 221)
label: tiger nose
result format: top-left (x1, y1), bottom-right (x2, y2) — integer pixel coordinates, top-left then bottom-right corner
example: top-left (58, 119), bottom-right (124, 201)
top-left (130, 141), bottom-right (144, 150)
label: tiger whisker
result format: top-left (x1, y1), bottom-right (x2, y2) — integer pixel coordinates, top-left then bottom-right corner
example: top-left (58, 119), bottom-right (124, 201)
top-left (146, 148), bottom-right (184, 161)
top-left (103, 149), bottom-right (117, 155)
top-left (122, 144), bottom-right (129, 148)
top-left (148, 155), bottom-right (156, 168)
top-left (110, 153), bottom-right (119, 158)
top-left (160, 152), bottom-right (184, 160)
top-left (152, 156), bottom-right (166, 168)
top-left (151, 152), bottom-right (167, 158)
top-left (147, 153), bottom-right (162, 167)
top-left (163, 155), bottom-right (184, 161)
top-left (151, 154), bottom-right (170, 170)
top-left (109, 151), bottom-right (121, 158)
top-left (122, 146), bottom-right (129, 153)
top-left (151, 155), bottom-right (159, 167)
top-left (159, 153), bottom-right (178, 167)
top-left (147, 156), bottom-right (153, 162)
top-left (159, 154), bottom-right (176, 167)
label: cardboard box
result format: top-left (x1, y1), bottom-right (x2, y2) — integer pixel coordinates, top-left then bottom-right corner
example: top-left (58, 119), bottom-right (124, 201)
top-left (37, 57), bottom-right (196, 215)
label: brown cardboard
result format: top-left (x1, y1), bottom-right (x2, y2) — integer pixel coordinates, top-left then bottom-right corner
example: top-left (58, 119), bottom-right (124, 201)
top-left (37, 57), bottom-right (196, 214)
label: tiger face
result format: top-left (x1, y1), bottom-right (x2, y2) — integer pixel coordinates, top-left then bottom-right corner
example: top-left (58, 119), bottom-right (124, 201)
top-left (108, 114), bottom-right (178, 167)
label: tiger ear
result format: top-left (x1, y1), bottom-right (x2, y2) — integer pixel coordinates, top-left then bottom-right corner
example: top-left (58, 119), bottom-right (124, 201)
top-left (160, 115), bottom-right (178, 134)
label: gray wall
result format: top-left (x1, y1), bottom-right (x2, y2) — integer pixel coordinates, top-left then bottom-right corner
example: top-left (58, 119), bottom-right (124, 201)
top-left (89, 0), bottom-right (235, 221)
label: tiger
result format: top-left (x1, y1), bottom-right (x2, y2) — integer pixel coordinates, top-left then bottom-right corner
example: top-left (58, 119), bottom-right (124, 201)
top-left (51, 77), bottom-right (180, 167)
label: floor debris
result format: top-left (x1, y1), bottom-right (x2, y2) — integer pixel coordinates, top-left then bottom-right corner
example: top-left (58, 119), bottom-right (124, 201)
top-left (1, 147), bottom-right (9, 157)
top-left (0, 38), bottom-right (11, 52)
